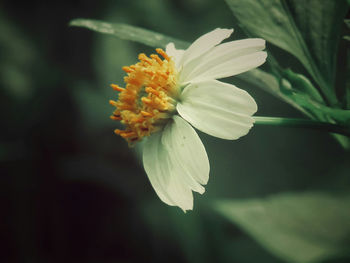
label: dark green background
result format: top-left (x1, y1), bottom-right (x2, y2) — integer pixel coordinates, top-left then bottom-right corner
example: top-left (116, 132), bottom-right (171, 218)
top-left (1, 0), bottom-right (349, 262)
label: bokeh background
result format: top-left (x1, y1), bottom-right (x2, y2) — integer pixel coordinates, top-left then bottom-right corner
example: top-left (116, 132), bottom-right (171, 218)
top-left (1, 0), bottom-right (350, 262)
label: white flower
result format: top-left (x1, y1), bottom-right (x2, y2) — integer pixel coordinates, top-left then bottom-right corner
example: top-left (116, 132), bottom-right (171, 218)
top-left (109, 28), bottom-right (266, 211)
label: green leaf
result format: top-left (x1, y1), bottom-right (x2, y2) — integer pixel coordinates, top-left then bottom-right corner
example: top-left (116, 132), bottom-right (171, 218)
top-left (69, 18), bottom-right (189, 49)
top-left (239, 68), bottom-right (350, 129)
top-left (214, 192), bottom-right (350, 263)
top-left (282, 69), bottom-right (324, 104)
top-left (279, 77), bottom-right (350, 130)
top-left (224, 0), bottom-right (306, 64)
top-left (287, 0), bottom-right (348, 91)
top-left (237, 69), bottom-right (312, 118)
top-left (224, 0), bottom-right (346, 106)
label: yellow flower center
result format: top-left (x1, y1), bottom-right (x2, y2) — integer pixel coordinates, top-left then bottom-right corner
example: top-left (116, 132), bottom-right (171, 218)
top-left (109, 48), bottom-right (179, 144)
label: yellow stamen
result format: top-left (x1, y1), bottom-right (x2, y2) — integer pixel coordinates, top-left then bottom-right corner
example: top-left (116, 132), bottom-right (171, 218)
top-left (109, 48), bottom-right (179, 145)
top-left (145, 87), bottom-right (160, 96)
top-left (110, 115), bottom-right (122, 120)
top-left (109, 100), bottom-right (118, 106)
top-left (141, 111), bottom-right (153, 117)
top-left (114, 129), bottom-right (123, 135)
top-left (138, 53), bottom-right (152, 65)
top-left (122, 66), bottom-right (134, 73)
top-left (156, 48), bottom-right (170, 61)
top-left (141, 97), bottom-right (153, 105)
top-left (114, 129), bottom-right (137, 138)
top-left (110, 84), bottom-right (125, 92)
top-left (150, 54), bottom-right (163, 65)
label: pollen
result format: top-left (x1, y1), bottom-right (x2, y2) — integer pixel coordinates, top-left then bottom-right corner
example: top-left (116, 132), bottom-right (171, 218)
top-left (110, 48), bottom-right (179, 144)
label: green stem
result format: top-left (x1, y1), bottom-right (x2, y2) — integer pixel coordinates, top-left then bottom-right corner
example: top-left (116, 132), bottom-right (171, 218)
top-left (253, 116), bottom-right (350, 137)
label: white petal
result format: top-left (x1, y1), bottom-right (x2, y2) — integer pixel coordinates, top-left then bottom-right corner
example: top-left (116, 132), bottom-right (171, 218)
top-left (178, 28), bottom-right (233, 68)
top-left (142, 132), bottom-right (176, 206)
top-left (165, 42), bottom-right (185, 69)
top-left (142, 117), bottom-right (210, 212)
top-left (177, 80), bottom-right (257, 140)
top-left (183, 51), bottom-right (267, 83)
top-left (162, 115), bottom-right (209, 187)
top-left (180, 39), bottom-right (265, 83)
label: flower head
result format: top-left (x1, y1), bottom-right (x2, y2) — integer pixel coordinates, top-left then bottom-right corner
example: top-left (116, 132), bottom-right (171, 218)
top-left (110, 28), bottom-right (266, 211)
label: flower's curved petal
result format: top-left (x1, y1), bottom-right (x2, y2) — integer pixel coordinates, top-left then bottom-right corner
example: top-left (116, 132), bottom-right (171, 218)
top-left (180, 39), bottom-right (265, 83)
top-left (182, 51), bottom-right (267, 84)
top-left (143, 116), bottom-right (209, 211)
top-left (143, 132), bottom-right (194, 211)
top-left (179, 28), bottom-right (233, 68)
top-left (165, 43), bottom-right (185, 69)
top-left (177, 80), bottom-right (257, 140)
top-left (162, 115), bottom-right (209, 187)
top-left (142, 132), bottom-right (177, 207)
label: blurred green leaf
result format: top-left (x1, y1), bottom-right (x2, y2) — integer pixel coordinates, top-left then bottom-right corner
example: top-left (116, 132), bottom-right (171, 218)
top-left (224, 0), bottom-right (347, 106)
top-left (69, 18), bottom-right (189, 49)
top-left (347, 50), bottom-right (350, 109)
top-left (0, 11), bottom-right (38, 100)
top-left (345, 20), bottom-right (350, 28)
top-left (214, 192), bottom-right (350, 263)
top-left (345, 20), bottom-right (350, 41)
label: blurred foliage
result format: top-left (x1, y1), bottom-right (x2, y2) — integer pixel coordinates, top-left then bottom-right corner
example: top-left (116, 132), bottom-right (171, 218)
top-left (345, 20), bottom-right (350, 41)
top-left (1, 0), bottom-right (350, 263)
top-left (215, 192), bottom-right (350, 263)
top-left (0, 11), bottom-right (36, 101)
